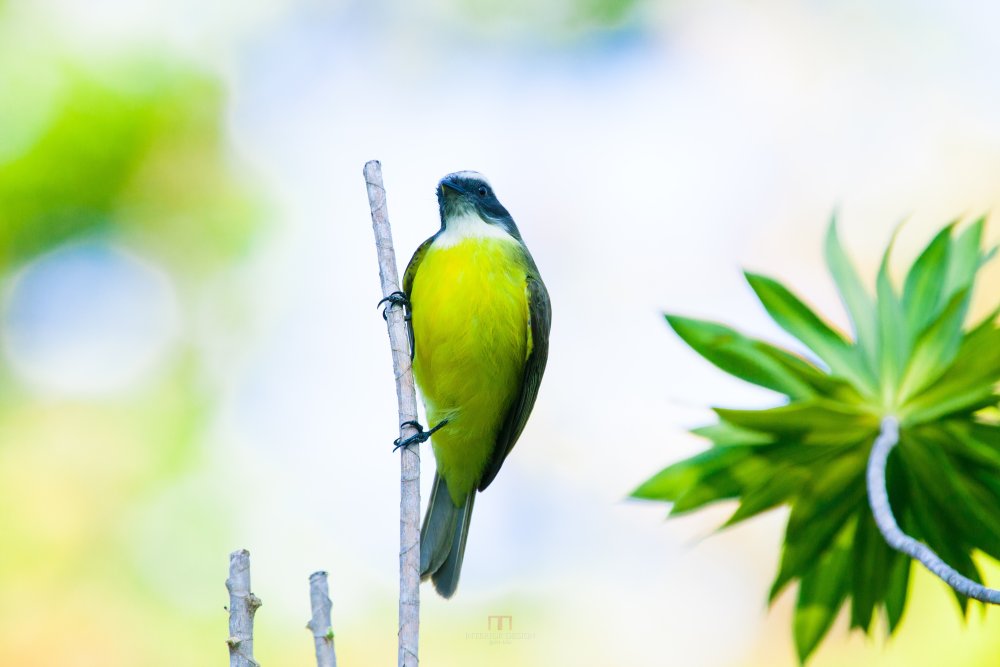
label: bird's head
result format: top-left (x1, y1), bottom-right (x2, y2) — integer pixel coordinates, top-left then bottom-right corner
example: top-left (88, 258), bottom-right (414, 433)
top-left (436, 171), bottom-right (515, 235)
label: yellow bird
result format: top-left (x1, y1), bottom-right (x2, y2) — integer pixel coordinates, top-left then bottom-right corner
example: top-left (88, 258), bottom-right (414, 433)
top-left (401, 171), bottom-right (551, 598)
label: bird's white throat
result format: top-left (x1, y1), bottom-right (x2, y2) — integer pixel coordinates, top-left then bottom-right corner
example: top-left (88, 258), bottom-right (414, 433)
top-left (435, 212), bottom-right (516, 248)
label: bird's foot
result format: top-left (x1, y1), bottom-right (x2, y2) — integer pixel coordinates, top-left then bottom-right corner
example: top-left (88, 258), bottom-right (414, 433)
top-left (377, 291), bottom-right (411, 321)
top-left (393, 419), bottom-right (449, 452)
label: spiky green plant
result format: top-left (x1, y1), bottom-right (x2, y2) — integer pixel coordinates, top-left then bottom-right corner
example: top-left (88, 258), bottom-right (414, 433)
top-left (633, 217), bottom-right (1000, 662)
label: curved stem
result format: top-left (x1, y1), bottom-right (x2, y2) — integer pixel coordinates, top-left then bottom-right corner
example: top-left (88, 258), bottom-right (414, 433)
top-left (866, 416), bottom-right (1000, 604)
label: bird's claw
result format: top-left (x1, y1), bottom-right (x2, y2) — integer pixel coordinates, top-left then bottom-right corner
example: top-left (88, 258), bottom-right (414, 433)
top-left (378, 291), bottom-right (411, 321)
top-left (393, 419), bottom-right (449, 452)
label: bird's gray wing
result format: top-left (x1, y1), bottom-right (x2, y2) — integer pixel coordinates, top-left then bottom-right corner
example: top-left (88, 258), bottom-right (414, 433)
top-left (402, 235), bottom-right (436, 360)
top-left (478, 271), bottom-right (551, 491)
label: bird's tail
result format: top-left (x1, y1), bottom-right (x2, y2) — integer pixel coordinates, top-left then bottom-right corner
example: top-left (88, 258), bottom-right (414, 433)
top-left (420, 473), bottom-right (475, 598)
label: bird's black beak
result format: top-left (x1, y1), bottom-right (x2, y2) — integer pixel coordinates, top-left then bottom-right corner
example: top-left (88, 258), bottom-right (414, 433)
top-left (439, 178), bottom-right (463, 197)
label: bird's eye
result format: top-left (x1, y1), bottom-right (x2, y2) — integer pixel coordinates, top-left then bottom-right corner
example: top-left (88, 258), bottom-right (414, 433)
top-left (477, 186), bottom-right (488, 197)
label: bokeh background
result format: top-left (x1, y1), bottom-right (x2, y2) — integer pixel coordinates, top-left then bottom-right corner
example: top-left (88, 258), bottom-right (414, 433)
top-left (2, 0), bottom-right (1000, 665)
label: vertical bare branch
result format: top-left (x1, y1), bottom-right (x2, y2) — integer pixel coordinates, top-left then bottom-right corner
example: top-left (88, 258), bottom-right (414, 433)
top-left (867, 416), bottom-right (1000, 603)
top-left (226, 549), bottom-right (262, 667)
top-left (363, 159), bottom-right (421, 667)
top-left (307, 571), bottom-right (337, 667)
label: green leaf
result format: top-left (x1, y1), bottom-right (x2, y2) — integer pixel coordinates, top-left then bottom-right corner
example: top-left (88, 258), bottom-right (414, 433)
top-left (850, 508), bottom-right (892, 631)
top-left (770, 450), bottom-right (867, 600)
top-left (756, 441), bottom-right (846, 469)
top-left (903, 320), bottom-right (1000, 423)
top-left (901, 222), bottom-right (953, 335)
top-left (670, 455), bottom-right (771, 515)
top-left (961, 478), bottom-right (1000, 562)
top-left (666, 315), bottom-right (815, 398)
top-left (962, 466), bottom-right (1000, 563)
top-left (943, 217), bottom-right (985, 300)
top-left (724, 465), bottom-right (807, 526)
top-left (691, 421), bottom-right (774, 446)
top-left (914, 427), bottom-right (1000, 560)
top-left (794, 523), bottom-right (853, 663)
top-left (631, 446), bottom-right (751, 501)
top-left (715, 401), bottom-right (877, 445)
top-left (824, 217), bottom-right (878, 367)
top-left (745, 272), bottom-right (877, 396)
top-left (897, 289), bottom-right (970, 402)
top-left (876, 234), bottom-right (909, 400)
top-left (941, 421), bottom-right (1000, 471)
top-left (899, 441), bottom-right (983, 613)
top-left (973, 421), bottom-right (1000, 444)
top-left (757, 340), bottom-right (867, 405)
top-left (899, 437), bottom-right (978, 539)
top-left (884, 450), bottom-right (913, 633)
top-left (885, 550), bottom-right (912, 632)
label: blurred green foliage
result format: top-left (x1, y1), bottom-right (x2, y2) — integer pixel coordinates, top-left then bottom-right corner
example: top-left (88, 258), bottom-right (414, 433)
top-left (0, 40), bottom-right (264, 665)
top-left (634, 218), bottom-right (1000, 663)
top-left (0, 57), bottom-right (260, 274)
top-left (443, 0), bottom-right (643, 39)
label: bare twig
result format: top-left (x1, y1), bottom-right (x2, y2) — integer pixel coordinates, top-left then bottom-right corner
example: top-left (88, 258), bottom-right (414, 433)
top-left (867, 416), bottom-right (1000, 604)
top-left (226, 549), bottom-right (262, 667)
top-left (363, 159), bottom-right (421, 667)
top-left (307, 571), bottom-right (337, 667)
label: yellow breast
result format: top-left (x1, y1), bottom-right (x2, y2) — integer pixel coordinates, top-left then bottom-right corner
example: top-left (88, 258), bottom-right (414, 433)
top-left (410, 236), bottom-right (530, 501)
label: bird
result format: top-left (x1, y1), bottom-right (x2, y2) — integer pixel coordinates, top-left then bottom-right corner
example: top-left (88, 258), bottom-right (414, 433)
top-left (401, 170), bottom-right (551, 598)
